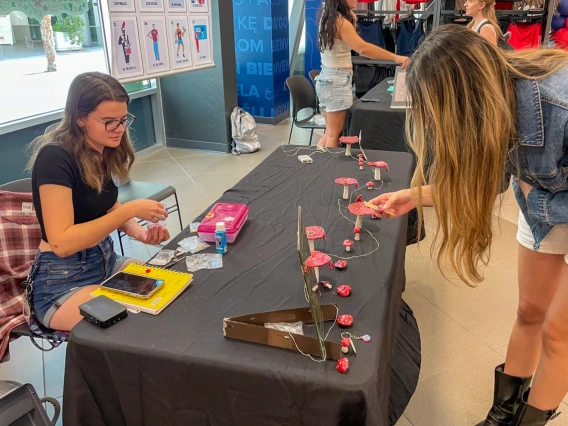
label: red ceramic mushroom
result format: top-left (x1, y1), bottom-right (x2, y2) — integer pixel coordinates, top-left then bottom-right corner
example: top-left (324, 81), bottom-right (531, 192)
top-left (367, 161), bottom-right (389, 181)
top-left (343, 239), bottom-right (354, 253)
top-left (354, 226), bottom-right (361, 241)
top-left (336, 357), bottom-right (349, 373)
top-left (355, 194), bottom-right (362, 203)
top-left (341, 338), bottom-right (351, 354)
top-left (306, 226), bottom-right (326, 252)
top-left (321, 281), bottom-right (333, 290)
top-left (337, 284), bottom-right (352, 297)
top-left (335, 177), bottom-right (359, 200)
top-left (358, 160), bottom-right (364, 170)
top-left (366, 181), bottom-right (374, 190)
top-left (304, 250), bottom-right (333, 283)
top-left (338, 314), bottom-right (354, 328)
top-left (335, 260), bottom-right (348, 270)
top-left (348, 202), bottom-right (375, 228)
top-left (339, 136), bottom-right (359, 157)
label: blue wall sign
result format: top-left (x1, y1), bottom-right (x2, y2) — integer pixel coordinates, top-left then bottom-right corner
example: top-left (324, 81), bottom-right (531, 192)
top-left (233, 0), bottom-right (290, 119)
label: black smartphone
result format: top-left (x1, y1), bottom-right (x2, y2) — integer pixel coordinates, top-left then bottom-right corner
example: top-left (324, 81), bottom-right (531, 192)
top-left (100, 272), bottom-right (163, 299)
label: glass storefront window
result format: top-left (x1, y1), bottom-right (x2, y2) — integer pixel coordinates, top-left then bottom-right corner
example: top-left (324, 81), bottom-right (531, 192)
top-left (0, 6), bottom-right (106, 126)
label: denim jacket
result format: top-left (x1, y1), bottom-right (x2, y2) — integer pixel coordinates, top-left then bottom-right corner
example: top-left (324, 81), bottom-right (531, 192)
top-left (507, 66), bottom-right (568, 250)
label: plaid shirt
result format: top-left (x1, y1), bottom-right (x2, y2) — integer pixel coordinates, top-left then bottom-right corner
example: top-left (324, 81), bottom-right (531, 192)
top-left (0, 190), bottom-right (42, 362)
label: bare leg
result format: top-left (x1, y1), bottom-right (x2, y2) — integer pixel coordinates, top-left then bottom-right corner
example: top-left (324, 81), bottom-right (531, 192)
top-left (317, 108), bottom-right (328, 147)
top-left (324, 110), bottom-right (347, 148)
top-left (529, 265), bottom-right (568, 410)
top-left (49, 259), bottom-right (142, 331)
top-left (504, 245), bottom-right (565, 378)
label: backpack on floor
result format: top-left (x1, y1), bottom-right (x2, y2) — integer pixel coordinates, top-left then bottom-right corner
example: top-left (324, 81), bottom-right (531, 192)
top-left (230, 107), bottom-right (260, 155)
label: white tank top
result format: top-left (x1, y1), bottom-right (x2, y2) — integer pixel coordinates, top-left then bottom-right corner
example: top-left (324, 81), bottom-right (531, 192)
top-left (320, 38), bottom-right (352, 69)
top-left (473, 19), bottom-right (497, 36)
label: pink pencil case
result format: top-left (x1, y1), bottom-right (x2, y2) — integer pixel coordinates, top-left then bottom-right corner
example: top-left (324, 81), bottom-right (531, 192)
top-left (197, 203), bottom-right (249, 243)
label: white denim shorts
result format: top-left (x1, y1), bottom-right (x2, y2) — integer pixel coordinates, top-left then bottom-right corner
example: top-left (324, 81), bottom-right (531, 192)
top-left (315, 68), bottom-right (354, 112)
top-left (517, 212), bottom-right (568, 264)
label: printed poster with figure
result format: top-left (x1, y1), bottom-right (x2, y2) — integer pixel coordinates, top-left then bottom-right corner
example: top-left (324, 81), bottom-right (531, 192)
top-left (191, 15), bottom-right (212, 66)
top-left (111, 17), bottom-right (144, 79)
top-left (167, 15), bottom-right (193, 70)
top-left (189, 0), bottom-right (208, 13)
top-left (140, 16), bottom-right (170, 74)
top-left (167, 0), bottom-right (186, 12)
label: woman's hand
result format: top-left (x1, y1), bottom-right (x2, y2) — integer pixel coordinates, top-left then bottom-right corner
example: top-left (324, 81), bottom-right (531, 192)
top-left (369, 189), bottom-right (416, 218)
top-left (130, 225), bottom-right (170, 245)
top-left (125, 200), bottom-right (168, 223)
top-left (395, 55), bottom-right (410, 70)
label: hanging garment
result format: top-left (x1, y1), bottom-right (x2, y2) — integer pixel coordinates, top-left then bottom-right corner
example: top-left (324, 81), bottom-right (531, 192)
top-left (506, 22), bottom-right (542, 49)
top-left (358, 20), bottom-right (386, 48)
top-left (383, 26), bottom-right (396, 53)
top-left (396, 19), bottom-right (425, 56)
top-left (495, 1), bottom-right (514, 9)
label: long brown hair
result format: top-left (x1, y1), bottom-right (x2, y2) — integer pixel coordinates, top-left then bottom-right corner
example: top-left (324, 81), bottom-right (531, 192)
top-left (27, 72), bottom-right (135, 192)
top-left (406, 25), bottom-right (568, 284)
top-left (318, 0), bottom-right (356, 52)
top-left (466, 0), bottom-right (504, 39)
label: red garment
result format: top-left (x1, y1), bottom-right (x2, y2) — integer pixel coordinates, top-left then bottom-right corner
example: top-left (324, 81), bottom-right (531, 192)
top-left (495, 1), bottom-right (514, 10)
top-left (150, 29), bottom-right (158, 41)
top-left (0, 190), bottom-right (42, 362)
top-left (553, 28), bottom-right (568, 49)
top-left (357, 0), bottom-right (378, 2)
top-left (506, 22), bottom-right (542, 49)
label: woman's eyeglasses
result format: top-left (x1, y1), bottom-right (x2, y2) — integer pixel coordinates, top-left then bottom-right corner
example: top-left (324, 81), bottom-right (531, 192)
top-left (88, 114), bottom-right (136, 131)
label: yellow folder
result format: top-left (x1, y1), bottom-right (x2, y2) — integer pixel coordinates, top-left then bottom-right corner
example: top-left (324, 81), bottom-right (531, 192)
top-left (91, 263), bottom-right (193, 315)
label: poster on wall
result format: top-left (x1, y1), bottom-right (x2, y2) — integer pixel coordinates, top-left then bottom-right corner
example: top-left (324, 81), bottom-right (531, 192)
top-left (138, 0), bottom-right (165, 13)
top-left (167, 15), bottom-right (194, 70)
top-left (108, 0), bottom-right (136, 12)
top-left (140, 16), bottom-right (170, 74)
top-left (167, 0), bottom-right (186, 12)
top-left (111, 17), bottom-right (144, 79)
top-left (191, 15), bottom-right (212, 65)
top-left (189, 0), bottom-right (208, 13)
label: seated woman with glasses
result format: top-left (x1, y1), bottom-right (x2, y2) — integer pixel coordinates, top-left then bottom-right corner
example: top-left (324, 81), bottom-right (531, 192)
top-left (25, 72), bottom-right (170, 332)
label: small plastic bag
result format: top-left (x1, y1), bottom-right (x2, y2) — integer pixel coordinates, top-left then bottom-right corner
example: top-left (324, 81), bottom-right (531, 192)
top-left (147, 219), bottom-right (167, 231)
top-left (178, 236), bottom-right (210, 254)
top-left (148, 249), bottom-right (175, 266)
top-left (185, 253), bottom-right (223, 272)
top-left (264, 321), bottom-right (304, 335)
top-left (189, 222), bottom-right (200, 233)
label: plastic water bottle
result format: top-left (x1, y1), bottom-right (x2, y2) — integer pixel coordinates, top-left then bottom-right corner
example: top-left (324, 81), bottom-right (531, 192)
top-left (215, 222), bottom-right (227, 254)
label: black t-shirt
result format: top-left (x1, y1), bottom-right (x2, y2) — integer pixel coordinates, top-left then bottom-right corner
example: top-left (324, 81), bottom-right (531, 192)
top-left (32, 145), bottom-right (118, 243)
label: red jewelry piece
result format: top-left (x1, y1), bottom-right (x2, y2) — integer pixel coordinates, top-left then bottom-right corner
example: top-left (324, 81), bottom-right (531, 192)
top-left (335, 260), bottom-right (347, 270)
top-left (338, 314), bottom-right (354, 328)
top-left (336, 285), bottom-right (352, 297)
top-left (341, 338), bottom-right (350, 354)
top-left (336, 357), bottom-right (349, 373)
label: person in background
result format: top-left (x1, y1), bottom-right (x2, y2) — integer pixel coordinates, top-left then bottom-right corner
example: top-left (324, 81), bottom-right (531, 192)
top-left (316, 0), bottom-right (409, 149)
top-left (26, 72), bottom-right (170, 332)
top-left (372, 25), bottom-right (568, 426)
top-left (465, 0), bottom-right (502, 45)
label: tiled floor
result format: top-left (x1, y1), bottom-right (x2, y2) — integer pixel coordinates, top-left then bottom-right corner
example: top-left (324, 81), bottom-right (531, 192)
top-left (1, 119), bottom-right (565, 425)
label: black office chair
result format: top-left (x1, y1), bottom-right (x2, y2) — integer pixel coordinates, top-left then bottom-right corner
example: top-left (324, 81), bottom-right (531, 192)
top-left (308, 69), bottom-right (321, 114)
top-left (42, 122), bottom-right (183, 255)
top-left (285, 75), bottom-right (326, 146)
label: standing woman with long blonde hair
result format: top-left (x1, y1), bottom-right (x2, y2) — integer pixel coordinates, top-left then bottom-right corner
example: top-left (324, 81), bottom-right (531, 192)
top-left (372, 25), bottom-right (568, 425)
top-left (465, 0), bottom-right (503, 45)
top-left (315, 0), bottom-right (409, 148)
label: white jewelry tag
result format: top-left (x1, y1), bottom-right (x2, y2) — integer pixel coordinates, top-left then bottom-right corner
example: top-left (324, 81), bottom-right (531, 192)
top-left (22, 202), bottom-right (33, 215)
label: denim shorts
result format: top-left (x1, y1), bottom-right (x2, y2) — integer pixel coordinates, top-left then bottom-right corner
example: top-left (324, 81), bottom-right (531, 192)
top-left (315, 68), bottom-right (354, 112)
top-left (28, 236), bottom-right (129, 328)
top-left (517, 212), bottom-right (568, 264)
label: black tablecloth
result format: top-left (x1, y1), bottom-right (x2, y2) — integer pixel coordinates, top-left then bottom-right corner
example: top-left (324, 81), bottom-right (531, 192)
top-left (63, 147), bottom-right (420, 426)
top-left (348, 79), bottom-right (406, 152)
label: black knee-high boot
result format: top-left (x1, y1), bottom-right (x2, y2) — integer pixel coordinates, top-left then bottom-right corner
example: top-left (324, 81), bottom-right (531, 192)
top-left (475, 364), bottom-right (532, 426)
top-left (512, 390), bottom-right (560, 426)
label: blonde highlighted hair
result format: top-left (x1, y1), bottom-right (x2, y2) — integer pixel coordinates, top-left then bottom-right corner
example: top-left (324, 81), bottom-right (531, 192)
top-left (27, 72), bottom-right (135, 192)
top-left (466, 0), bottom-right (504, 39)
top-left (406, 25), bottom-right (568, 284)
